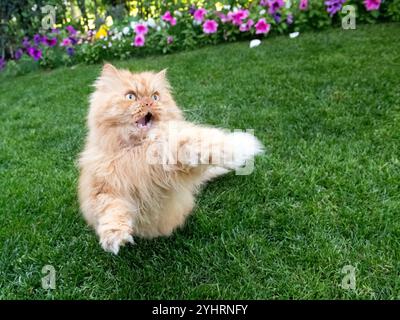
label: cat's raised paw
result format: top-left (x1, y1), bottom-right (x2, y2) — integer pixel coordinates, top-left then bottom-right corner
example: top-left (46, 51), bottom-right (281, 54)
top-left (226, 132), bottom-right (264, 169)
top-left (99, 229), bottom-right (134, 255)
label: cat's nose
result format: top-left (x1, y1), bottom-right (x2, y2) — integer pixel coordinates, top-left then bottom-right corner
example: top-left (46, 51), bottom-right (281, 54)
top-left (140, 97), bottom-right (154, 108)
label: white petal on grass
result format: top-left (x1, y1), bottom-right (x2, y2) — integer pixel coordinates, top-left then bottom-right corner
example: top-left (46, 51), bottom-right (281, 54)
top-left (289, 32), bottom-right (300, 38)
top-left (122, 27), bottom-right (130, 35)
top-left (249, 39), bottom-right (261, 48)
top-left (259, 9), bottom-right (266, 15)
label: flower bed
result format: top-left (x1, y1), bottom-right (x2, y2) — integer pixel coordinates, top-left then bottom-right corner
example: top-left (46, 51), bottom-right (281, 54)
top-left (0, 0), bottom-right (397, 76)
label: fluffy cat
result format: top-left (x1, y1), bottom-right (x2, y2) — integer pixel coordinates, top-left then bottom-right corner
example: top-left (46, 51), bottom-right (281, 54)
top-left (78, 64), bottom-right (263, 254)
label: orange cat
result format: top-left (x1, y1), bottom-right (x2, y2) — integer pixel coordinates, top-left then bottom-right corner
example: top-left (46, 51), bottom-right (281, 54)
top-left (78, 64), bottom-right (263, 254)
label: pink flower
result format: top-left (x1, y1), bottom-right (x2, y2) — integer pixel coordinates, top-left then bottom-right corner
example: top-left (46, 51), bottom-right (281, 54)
top-left (299, 0), bottom-right (309, 10)
top-left (239, 19), bottom-right (254, 32)
top-left (167, 36), bottom-right (174, 44)
top-left (135, 24), bottom-right (148, 35)
top-left (162, 11), bottom-right (177, 25)
top-left (203, 19), bottom-right (218, 34)
top-left (60, 38), bottom-right (72, 46)
top-left (162, 11), bottom-right (172, 21)
top-left (364, 0), bottom-right (381, 11)
top-left (216, 12), bottom-right (231, 23)
top-left (255, 18), bottom-right (271, 34)
top-left (229, 9), bottom-right (250, 26)
top-left (194, 8), bottom-right (207, 22)
top-left (134, 34), bottom-right (145, 47)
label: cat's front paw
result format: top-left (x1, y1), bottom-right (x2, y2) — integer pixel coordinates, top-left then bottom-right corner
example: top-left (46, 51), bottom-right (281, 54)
top-left (99, 228), bottom-right (134, 255)
top-left (225, 132), bottom-right (264, 169)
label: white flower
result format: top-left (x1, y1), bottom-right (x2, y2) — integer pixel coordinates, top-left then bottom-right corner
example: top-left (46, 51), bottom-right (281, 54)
top-left (289, 32), bottom-right (300, 38)
top-left (102, 45), bottom-right (106, 49)
top-left (259, 9), bottom-right (266, 15)
top-left (130, 21), bottom-right (137, 29)
top-left (223, 5), bottom-right (231, 10)
top-left (122, 27), bottom-right (130, 35)
top-left (147, 18), bottom-right (156, 28)
top-left (31, 4), bottom-right (37, 11)
top-left (174, 10), bottom-right (182, 17)
top-left (193, 20), bottom-right (201, 26)
top-left (249, 39), bottom-right (261, 48)
top-left (156, 26), bottom-right (161, 32)
top-left (285, 0), bottom-right (292, 9)
top-left (108, 42), bottom-right (112, 47)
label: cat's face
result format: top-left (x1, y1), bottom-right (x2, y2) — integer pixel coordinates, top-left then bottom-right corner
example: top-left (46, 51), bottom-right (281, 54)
top-left (89, 64), bottom-right (182, 143)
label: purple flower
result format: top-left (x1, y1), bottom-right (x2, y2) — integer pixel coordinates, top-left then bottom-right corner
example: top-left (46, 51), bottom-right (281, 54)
top-left (66, 47), bottom-right (75, 56)
top-left (273, 12), bottom-right (281, 24)
top-left (69, 37), bottom-right (78, 45)
top-left (66, 25), bottom-right (77, 36)
top-left (202, 19), bottom-right (218, 34)
top-left (22, 37), bottom-right (30, 48)
top-left (364, 0), bottom-right (381, 11)
top-left (267, 0), bottom-right (285, 15)
top-left (87, 30), bottom-right (95, 38)
top-left (286, 13), bottom-right (294, 25)
top-left (325, 0), bottom-right (346, 17)
top-left (42, 36), bottom-right (57, 47)
top-left (167, 36), bottom-right (174, 44)
top-left (14, 49), bottom-right (23, 60)
top-left (188, 5), bottom-right (196, 15)
top-left (51, 28), bottom-right (60, 34)
top-left (0, 58), bottom-right (6, 70)
top-left (27, 47), bottom-right (42, 61)
top-left (260, 0), bottom-right (268, 6)
top-left (33, 34), bottom-right (43, 45)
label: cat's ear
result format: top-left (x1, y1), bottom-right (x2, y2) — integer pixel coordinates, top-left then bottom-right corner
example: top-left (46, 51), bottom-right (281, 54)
top-left (157, 68), bottom-right (168, 80)
top-left (101, 63), bottom-right (119, 78)
top-left (155, 68), bottom-right (170, 89)
top-left (95, 63), bottom-right (124, 90)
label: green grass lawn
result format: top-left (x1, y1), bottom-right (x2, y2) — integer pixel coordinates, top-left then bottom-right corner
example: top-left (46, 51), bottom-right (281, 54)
top-left (1, 23), bottom-right (400, 299)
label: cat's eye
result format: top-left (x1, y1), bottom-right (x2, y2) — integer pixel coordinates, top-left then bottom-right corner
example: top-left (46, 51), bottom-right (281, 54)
top-left (152, 93), bottom-right (160, 101)
top-left (126, 93), bottom-right (136, 101)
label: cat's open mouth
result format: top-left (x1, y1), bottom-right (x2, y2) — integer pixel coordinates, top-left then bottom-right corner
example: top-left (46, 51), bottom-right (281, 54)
top-left (136, 112), bottom-right (153, 129)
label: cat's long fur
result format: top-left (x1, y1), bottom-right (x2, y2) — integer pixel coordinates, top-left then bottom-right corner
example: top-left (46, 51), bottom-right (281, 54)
top-left (78, 64), bottom-right (263, 254)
